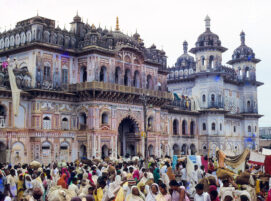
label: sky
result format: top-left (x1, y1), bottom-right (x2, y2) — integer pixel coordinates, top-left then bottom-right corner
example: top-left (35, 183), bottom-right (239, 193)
top-left (0, 0), bottom-right (270, 126)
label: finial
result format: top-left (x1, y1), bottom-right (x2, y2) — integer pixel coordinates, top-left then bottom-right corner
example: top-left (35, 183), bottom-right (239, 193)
top-left (183, 40), bottom-right (188, 54)
top-left (116, 16), bottom-right (120, 31)
top-left (91, 24), bottom-right (96, 29)
top-left (240, 30), bottom-right (245, 45)
top-left (76, 10), bottom-right (78, 16)
top-left (205, 15), bottom-right (211, 30)
top-left (37, 9), bottom-right (39, 16)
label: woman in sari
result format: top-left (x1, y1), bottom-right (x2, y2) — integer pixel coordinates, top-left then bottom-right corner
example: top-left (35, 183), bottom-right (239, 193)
top-left (126, 186), bottom-right (144, 201)
top-left (133, 170), bottom-right (140, 183)
top-left (153, 168), bottom-right (160, 184)
top-left (17, 173), bottom-right (25, 200)
top-left (57, 173), bottom-right (68, 189)
top-left (146, 183), bottom-right (159, 201)
top-left (137, 182), bottom-right (146, 200)
top-left (156, 183), bottom-right (171, 201)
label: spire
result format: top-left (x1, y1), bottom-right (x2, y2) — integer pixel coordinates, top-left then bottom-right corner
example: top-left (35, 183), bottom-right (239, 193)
top-left (240, 30), bottom-right (245, 45)
top-left (183, 40), bottom-right (188, 54)
top-left (116, 16), bottom-right (120, 31)
top-left (205, 15), bottom-right (211, 31)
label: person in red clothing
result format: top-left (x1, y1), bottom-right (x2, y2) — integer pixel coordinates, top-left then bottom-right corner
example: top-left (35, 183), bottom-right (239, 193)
top-left (208, 160), bottom-right (215, 173)
top-left (57, 173), bottom-right (68, 189)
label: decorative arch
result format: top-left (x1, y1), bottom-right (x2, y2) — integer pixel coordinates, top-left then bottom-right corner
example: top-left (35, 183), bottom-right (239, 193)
top-left (117, 114), bottom-right (141, 132)
top-left (147, 115), bottom-right (154, 131)
top-left (182, 119), bottom-right (187, 135)
top-left (190, 120), bottom-right (195, 135)
top-left (173, 144), bottom-right (180, 155)
top-left (80, 66), bottom-right (87, 82)
top-left (146, 74), bottom-right (153, 89)
top-left (124, 55), bottom-right (131, 63)
top-left (124, 68), bottom-right (131, 86)
top-left (99, 66), bottom-right (107, 82)
top-left (115, 66), bottom-right (121, 84)
top-left (173, 119), bottom-right (179, 135)
top-left (133, 70), bottom-right (140, 88)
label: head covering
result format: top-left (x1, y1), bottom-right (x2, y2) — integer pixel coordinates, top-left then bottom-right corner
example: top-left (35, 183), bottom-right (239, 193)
top-left (146, 183), bottom-right (159, 201)
top-left (222, 191), bottom-right (233, 201)
top-left (57, 173), bottom-right (68, 189)
top-left (209, 185), bottom-right (217, 193)
top-left (240, 191), bottom-right (251, 201)
top-left (126, 186), bottom-right (144, 201)
top-left (133, 170), bottom-right (140, 181)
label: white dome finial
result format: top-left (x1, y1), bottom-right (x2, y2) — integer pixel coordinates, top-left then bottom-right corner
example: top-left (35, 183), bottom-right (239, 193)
top-left (205, 15), bottom-right (211, 30)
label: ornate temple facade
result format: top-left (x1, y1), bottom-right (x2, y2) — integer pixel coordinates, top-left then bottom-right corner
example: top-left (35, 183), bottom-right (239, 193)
top-left (0, 14), bottom-right (262, 164)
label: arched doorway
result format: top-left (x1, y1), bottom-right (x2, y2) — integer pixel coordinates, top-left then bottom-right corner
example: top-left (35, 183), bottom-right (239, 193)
top-left (148, 145), bottom-right (154, 157)
top-left (0, 142), bottom-right (6, 163)
top-left (0, 105), bottom-right (7, 128)
top-left (173, 144), bottom-right (180, 155)
top-left (118, 117), bottom-right (139, 157)
top-left (11, 142), bottom-right (24, 165)
top-left (190, 144), bottom-right (196, 155)
top-left (80, 66), bottom-right (87, 82)
top-left (102, 145), bottom-right (109, 159)
top-left (41, 141), bottom-right (51, 165)
top-left (60, 141), bottom-right (69, 162)
top-left (182, 144), bottom-right (187, 155)
top-left (79, 144), bottom-right (87, 159)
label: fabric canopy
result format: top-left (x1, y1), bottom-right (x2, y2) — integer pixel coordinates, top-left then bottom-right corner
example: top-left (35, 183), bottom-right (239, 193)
top-left (262, 148), bottom-right (271, 156)
top-left (248, 151), bottom-right (265, 166)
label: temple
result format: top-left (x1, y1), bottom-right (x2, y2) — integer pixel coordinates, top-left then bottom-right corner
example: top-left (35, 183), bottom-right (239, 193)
top-left (0, 14), bottom-right (262, 164)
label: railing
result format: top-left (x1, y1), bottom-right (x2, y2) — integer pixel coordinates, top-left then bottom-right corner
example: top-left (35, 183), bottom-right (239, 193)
top-left (243, 107), bottom-right (258, 114)
top-left (260, 135), bottom-right (271, 140)
top-left (68, 81), bottom-right (173, 100)
top-left (170, 99), bottom-right (192, 111)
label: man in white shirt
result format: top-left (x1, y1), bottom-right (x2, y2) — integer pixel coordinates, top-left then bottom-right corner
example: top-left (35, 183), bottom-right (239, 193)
top-left (194, 183), bottom-right (211, 201)
top-left (180, 164), bottom-right (187, 187)
top-left (68, 178), bottom-right (79, 195)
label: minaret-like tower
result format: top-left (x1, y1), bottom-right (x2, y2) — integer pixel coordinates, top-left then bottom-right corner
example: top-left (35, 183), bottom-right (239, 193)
top-left (227, 31), bottom-right (260, 81)
top-left (190, 16), bottom-right (227, 72)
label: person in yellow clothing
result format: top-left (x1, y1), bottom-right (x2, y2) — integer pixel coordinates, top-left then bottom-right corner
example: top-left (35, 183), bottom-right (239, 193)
top-left (94, 180), bottom-right (106, 201)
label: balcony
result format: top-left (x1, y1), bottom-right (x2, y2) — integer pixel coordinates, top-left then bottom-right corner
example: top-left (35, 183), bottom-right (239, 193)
top-left (67, 81), bottom-right (173, 100)
top-left (171, 99), bottom-right (192, 111)
top-left (243, 107), bottom-right (258, 114)
top-left (201, 101), bottom-right (224, 109)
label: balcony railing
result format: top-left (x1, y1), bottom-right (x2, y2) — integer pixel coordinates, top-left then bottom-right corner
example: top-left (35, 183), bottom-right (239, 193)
top-left (243, 107), bottom-right (258, 114)
top-left (171, 99), bottom-right (192, 110)
top-left (67, 81), bottom-right (173, 100)
top-left (79, 124), bottom-right (87, 131)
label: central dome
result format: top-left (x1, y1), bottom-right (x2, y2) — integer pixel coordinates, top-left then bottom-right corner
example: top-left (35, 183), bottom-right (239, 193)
top-left (175, 41), bottom-right (195, 68)
top-left (190, 16), bottom-right (227, 54)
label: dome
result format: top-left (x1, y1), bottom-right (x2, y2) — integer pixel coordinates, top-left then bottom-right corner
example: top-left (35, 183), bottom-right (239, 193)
top-left (73, 12), bottom-right (81, 22)
top-left (190, 16), bottom-right (227, 54)
top-left (227, 31), bottom-right (260, 64)
top-left (175, 41), bottom-right (195, 67)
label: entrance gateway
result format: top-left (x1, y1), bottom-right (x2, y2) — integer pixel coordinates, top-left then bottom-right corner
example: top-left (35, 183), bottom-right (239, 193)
top-left (117, 116), bottom-right (140, 157)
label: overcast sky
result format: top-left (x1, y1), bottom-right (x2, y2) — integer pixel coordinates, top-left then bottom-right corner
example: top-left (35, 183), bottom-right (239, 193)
top-left (1, 0), bottom-right (270, 126)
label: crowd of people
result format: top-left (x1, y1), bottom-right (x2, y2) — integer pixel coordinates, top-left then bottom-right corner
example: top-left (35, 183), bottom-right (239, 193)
top-left (0, 155), bottom-right (267, 201)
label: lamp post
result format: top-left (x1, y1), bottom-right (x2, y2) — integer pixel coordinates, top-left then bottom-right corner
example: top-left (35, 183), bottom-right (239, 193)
top-left (139, 94), bottom-right (148, 167)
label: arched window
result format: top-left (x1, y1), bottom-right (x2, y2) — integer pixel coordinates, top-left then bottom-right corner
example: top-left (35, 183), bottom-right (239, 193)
top-left (211, 122), bottom-right (216, 131)
top-left (80, 66), bottom-right (87, 82)
top-left (202, 94), bottom-right (206, 102)
top-left (211, 94), bottom-right (215, 102)
top-left (245, 67), bottom-right (250, 79)
top-left (124, 69), bottom-right (131, 86)
top-left (100, 66), bottom-right (107, 82)
top-left (133, 70), bottom-right (140, 87)
top-left (147, 116), bottom-right (154, 131)
top-left (0, 105), bottom-right (6, 128)
top-left (101, 112), bottom-right (109, 124)
top-left (220, 123), bottom-right (222, 131)
top-left (79, 113), bottom-right (87, 130)
top-left (209, 55), bottom-right (214, 68)
top-left (190, 121), bottom-right (195, 135)
top-left (146, 75), bottom-right (153, 89)
top-left (173, 119), bottom-right (179, 135)
top-left (201, 56), bottom-right (205, 66)
top-left (202, 123), bottom-right (206, 131)
top-left (61, 66), bottom-right (68, 84)
top-left (43, 116), bottom-right (51, 130)
top-left (247, 100), bottom-right (251, 111)
top-left (182, 120), bottom-right (187, 135)
top-left (115, 67), bottom-right (121, 84)
top-left (248, 125), bottom-right (251, 133)
top-left (61, 117), bottom-right (69, 130)
top-left (43, 65), bottom-right (51, 81)
top-left (233, 126), bottom-right (236, 133)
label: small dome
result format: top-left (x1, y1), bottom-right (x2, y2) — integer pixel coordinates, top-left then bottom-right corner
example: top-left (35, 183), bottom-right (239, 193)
top-left (227, 31), bottom-right (260, 64)
top-left (73, 12), bottom-right (81, 22)
top-left (97, 25), bottom-right (102, 33)
top-left (151, 44), bottom-right (156, 49)
top-left (190, 16), bottom-right (227, 53)
top-left (175, 41), bottom-right (194, 67)
top-left (133, 31), bottom-right (140, 40)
